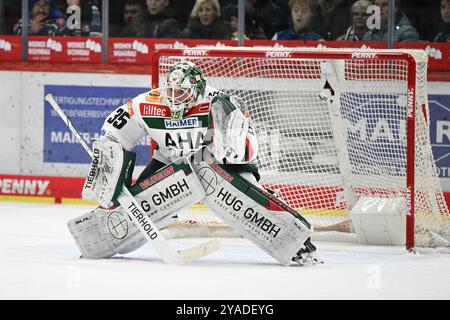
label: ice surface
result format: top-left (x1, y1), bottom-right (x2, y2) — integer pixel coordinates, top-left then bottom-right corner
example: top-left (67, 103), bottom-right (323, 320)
top-left (0, 202), bottom-right (449, 300)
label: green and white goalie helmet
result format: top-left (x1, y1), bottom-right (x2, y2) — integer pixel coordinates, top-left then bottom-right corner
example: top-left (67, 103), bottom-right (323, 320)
top-left (164, 61), bottom-right (206, 120)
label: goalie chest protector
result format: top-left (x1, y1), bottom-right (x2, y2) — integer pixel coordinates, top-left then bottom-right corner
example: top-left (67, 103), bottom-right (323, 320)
top-left (137, 98), bottom-right (211, 159)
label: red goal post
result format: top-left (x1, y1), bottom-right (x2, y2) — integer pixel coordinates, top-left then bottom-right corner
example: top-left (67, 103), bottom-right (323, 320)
top-left (150, 47), bottom-right (449, 250)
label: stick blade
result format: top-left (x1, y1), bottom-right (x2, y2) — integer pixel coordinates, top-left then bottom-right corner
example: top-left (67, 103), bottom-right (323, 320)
top-left (178, 238), bottom-right (220, 264)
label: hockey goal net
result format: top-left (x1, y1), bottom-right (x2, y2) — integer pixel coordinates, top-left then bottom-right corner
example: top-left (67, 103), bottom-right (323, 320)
top-left (151, 47), bottom-right (450, 249)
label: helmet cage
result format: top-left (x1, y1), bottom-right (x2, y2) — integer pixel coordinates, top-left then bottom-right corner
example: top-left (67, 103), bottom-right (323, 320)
top-left (164, 62), bottom-right (206, 120)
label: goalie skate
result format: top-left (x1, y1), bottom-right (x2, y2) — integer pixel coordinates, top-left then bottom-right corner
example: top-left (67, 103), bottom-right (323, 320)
top-left (292, 238), bottom-right (322, 265)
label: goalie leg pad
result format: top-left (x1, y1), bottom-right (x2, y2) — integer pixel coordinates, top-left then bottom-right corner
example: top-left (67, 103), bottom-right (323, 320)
top-left (69, 158), bottom-right (206, 259)
top-left (193, 161), bottom-right (313, 265)
top-left (68, 206), bottom-right (171, 259)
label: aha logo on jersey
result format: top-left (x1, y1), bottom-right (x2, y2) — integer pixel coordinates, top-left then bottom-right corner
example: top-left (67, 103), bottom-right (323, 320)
top-left (164, 117), bottom-right (199, 129)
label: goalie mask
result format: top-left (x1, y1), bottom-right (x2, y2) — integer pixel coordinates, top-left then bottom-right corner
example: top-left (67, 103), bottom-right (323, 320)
top-left (164, 61), bottom-right (206, 120)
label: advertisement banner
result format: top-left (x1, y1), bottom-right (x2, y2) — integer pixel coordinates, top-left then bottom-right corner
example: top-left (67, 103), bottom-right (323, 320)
top-left (27, 36), bottom-right (101, 63)
top-left (1, 35), bottom-right (448, 71)
top-left (245, 40), bottom-right (450, 72)
top-left (43, 85), bottom-right (150, 166)
top-left (393, 42), bottom-right (450, 72)
top-left (40, 85), bottom-right (450, 190)
top-left (64, 37), bottom-right (102, 63)
top-left (341, 92), bottom-right (407, 177)
top-left (0, 35), bottom-right (22, 61)
top-left (0, 174), bottom-right (84, 199)
top-left (429, 94), bottom-right (450, 190)
top-left (108, 38), bottom-right (237, 65)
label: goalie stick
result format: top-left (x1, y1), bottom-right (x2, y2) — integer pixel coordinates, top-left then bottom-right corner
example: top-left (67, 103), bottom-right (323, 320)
top-left (45, 93), bottom-right (220, 264)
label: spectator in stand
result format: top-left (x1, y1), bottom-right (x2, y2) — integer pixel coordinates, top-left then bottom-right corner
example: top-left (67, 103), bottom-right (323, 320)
top-left (13, 0), bottom-right (66, 35)
top-left (248, 0), bottom-right (290, 39)
top-left (0, 0), bottom-right (21, 34)
top-left (401, 0), bottom-right (441, 42)
top-left (337, 0), bottom-right (371, 41)
top-left (0, 4), bottom-right (3, 34)
top-left (142, 0), bottom-right (180, 38)
top-left (434, 0), bottom-right (450, 42)
top-left (0, 1), bottom-right (7, 34)
top-left (221, 3), bottom-right (267, 39)
top-left (314, 0), bottom-right (353, 40)
top-left (272, 0), bottom-right (323, 40)
top-left (180, 0), bottom-right (231, 39)
top-left (54, 0), bottom-right (68, 13)
top-left (109, 0), bottom-right (126, 36)
top-left (169, 0), bottom-right (196, 27)
top-left (362, 0), bottom-right (421, 42)
top-left (65, 0), bottom-right (102, 36)
top-left (116, 0), bottom-right (147, 37)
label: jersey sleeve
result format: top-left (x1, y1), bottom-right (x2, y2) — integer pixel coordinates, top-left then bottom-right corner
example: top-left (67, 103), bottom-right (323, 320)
top-left (100, 98), bottom-right (147, 151)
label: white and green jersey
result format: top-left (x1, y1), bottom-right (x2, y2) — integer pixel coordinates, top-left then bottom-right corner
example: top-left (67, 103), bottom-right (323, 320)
top-left (100, 85), bottom-right (258, 165)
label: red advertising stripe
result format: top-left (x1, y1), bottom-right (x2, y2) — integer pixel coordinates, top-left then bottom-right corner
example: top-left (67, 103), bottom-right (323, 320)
top-left (27, 36), bottom-right (101, 63)
top-left (2, 174), bottom-right (450, 211)
top-left (246, 40), bottom-right (450, 72)
top-left (28, 36), bottom-right (65, 62)
top-left (0, 174), bottom-right (84, 199)
top-left (64, 37), bottom-right (102, 63)
top-left (394, 42), bottom-right (450, 72)
top-left (0, 35), bottom-right (21, 62)
top-left (108, 38), bottom-right (154, 65)
top-left (0, 37), bottom-right (449, 73)
top-left (108, 38), bottom-right (238, 65)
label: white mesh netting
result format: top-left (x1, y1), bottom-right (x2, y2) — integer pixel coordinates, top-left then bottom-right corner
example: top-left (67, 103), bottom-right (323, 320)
top-left (154, 47), bottom-right (450, 248)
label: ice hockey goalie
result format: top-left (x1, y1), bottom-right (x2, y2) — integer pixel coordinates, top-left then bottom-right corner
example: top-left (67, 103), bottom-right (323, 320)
top-left (68, 61), bottom-right (318, 265)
